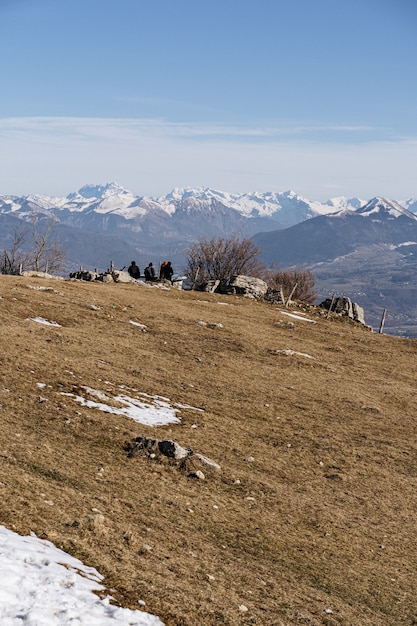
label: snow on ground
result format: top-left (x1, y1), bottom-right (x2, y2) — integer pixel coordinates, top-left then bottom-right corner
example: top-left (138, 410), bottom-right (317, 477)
top-left (60, 386), bottom-right (203, 427)
top-left (272, 349), bottom-right (315, 359)
top-left (26, 317), bottom-right (62, 327)
top-left (128, 320), bottom-right (147, 331)
top-left (0, 525), bottom-right (163, 626)
top-left (279, 311), bottom-right (317, 323)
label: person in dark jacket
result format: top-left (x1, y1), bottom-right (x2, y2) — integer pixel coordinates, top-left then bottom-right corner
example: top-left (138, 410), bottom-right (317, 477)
top-left (144, 262), bottom-right (156, 282)
top-left (127, 261), bottom-right (140, 279)
top-left (160, 261), bottom-right (173, 282)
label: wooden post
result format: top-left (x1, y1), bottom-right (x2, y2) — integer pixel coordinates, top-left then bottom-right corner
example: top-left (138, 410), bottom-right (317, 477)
top-left (379, 308), bottom-right (387, 334)
top-left (285, 282), bottom-right (298, 307)
top-left (192, 266), bottom-right (200, 290)
top-left (327, 293), bottom-right (336, 319)
top-left (280, 286), bottom-right (285, 305)
top-left (110, 260), bottom-right (114, 273)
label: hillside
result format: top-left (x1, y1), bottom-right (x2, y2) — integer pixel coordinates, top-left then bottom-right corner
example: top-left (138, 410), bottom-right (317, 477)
top-left (0, 275), bottom-right (416, 625)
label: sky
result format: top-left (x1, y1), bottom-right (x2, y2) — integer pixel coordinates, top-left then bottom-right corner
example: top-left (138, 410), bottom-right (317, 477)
top-left (1, 0), bottom-right (417, 200)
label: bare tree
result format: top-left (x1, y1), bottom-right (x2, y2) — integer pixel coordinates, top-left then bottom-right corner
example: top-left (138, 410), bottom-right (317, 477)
top-left (263, 267), bottom-right (316, 304)
top-left (185, 235), bottom-right (263, 287)
top-left (1, 213), bottom-right (66, 275)
top-left (28, 212), bottom-right (66, 274)
top-left (0, 226), bottom-right (30, 275)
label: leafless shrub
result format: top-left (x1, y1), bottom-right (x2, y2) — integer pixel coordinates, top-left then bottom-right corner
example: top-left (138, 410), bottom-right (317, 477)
top-left (0, 226), bottom-right (31, 275)
top-left (28, 212), bottom-right (66, 274)
top-left (263, 267), bottom-right (316, 304)
top-left (1, 213), bottom-right (66, 275)
top-left (184, 235), bottom-right (263, 288)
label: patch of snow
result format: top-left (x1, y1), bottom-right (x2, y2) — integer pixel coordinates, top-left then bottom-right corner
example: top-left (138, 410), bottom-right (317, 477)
top-left (389, 241), bottom-right (417, 249)
top-left (0, 524), bottom-right (163, 625)
top-left (279, 311), bottom-right (316, 323)
top-left (272, 349), bottom-right (315, 359)
top-left (26, 317), bottom-right (62, 327)
top-left (61, 387), bottom-right (202, 427)
top-left (129, 320), bottom-right (147, 331)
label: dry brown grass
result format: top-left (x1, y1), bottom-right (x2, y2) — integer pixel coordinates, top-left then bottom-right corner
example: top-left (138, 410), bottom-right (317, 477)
top-left (0, 275), bottom-right (417, 625)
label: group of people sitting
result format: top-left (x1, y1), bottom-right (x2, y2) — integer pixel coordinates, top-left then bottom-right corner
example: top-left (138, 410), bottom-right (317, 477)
top-left (127, 260), bottom-right (174, 283)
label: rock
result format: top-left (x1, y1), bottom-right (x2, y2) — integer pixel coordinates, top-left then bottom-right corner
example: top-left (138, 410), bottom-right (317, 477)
top-left (219, 275), bottom-right (268, 299)
top-left (319, 296), bottom-right (365, 324)
top-left (111, 270), bottom-right (140, 284)
top-left (192, 453), bottom-right (221, 470)
top-left (264, 288), bottom-right (285, 304)
top-left (157, 439), bottom-right (192, 460)
top-left (125, 436), bottom-right (221, 476)
top-left (69, 270), bottom-right (98, 281)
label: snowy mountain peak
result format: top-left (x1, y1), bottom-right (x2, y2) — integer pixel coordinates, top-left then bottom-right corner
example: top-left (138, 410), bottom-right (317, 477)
top-left (68, 182), bottom-right (129, 201)
top-left (357, 197), bottom-right (417, 220)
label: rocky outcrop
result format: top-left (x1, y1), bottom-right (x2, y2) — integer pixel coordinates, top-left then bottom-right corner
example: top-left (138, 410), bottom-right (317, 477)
top-left (200, 275), bottom-right (268, 299)
top-left (125, 436), bottom-right (221, 479)
top-left (319, 296), bottom-right (365, 324)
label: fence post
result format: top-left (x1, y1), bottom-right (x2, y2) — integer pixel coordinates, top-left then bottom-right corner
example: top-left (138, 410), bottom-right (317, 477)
top-left (379, 308), bottom-right (387, 334)
top-left (327, 293), bottom-right (336, 319)
top-left (285, 283), bottom-right (298, 307)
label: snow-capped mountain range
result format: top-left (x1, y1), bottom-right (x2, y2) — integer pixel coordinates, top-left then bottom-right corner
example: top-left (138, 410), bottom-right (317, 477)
top-left (1, 181), bottom-right (416, 229)
top-left (0, 182), bottom-right (370, 226)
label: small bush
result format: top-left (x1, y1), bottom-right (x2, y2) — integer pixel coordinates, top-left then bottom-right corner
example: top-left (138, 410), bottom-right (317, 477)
top-left (263, 267), bottom-right (316, 304)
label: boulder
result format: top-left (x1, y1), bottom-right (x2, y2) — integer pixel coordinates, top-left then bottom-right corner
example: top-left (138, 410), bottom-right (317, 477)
top-left (319, 296), bottom-right (365, 324)
top-left (218, 275), bottom-right (268, 299)
top-left (111, 270), bottom-right (141, 284)
top-left (125, 436), bottom-right (221, 477)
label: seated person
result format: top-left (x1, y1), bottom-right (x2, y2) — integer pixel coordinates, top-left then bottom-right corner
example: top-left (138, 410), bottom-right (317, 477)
top-left (127, 261), bottom-right (140, 279)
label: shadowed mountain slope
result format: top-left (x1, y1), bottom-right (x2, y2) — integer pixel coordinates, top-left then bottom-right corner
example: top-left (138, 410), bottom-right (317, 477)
top-left (253, 198), bottom-right (417, 337)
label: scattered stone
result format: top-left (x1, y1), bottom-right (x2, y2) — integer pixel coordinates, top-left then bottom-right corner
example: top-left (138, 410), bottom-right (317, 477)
top-left (361, 404), bottom-right (380, 412)
top-left (244, 456), bottom-right (255, 463)
top-left (238, 604), bottom-right (249, 613)
top-left (197, 320), bottom-right (224, 329)
top-left (190, 470), bottom-right (205, 480)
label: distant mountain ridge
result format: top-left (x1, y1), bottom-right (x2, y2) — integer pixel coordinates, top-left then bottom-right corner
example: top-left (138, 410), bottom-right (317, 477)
top-left (0, 183), bottom-right (370, 270)
top-left (0, 182), bottom-right (371, 226)
top-left (252, 197), bottom-right (417, 336)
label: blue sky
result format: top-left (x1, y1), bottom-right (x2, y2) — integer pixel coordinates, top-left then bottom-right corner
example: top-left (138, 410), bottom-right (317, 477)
top-left (1, 0), bottom-right (416, 200)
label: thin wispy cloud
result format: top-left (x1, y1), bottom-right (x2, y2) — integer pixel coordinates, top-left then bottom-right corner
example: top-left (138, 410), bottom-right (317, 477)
top-left (0, 116), bottom-right (416, 200)
top-left (0, 116), bottom-right (381, 142)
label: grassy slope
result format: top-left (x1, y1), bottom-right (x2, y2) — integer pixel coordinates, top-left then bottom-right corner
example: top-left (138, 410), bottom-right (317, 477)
top-left (0, 275), bottom-right (416, 626)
